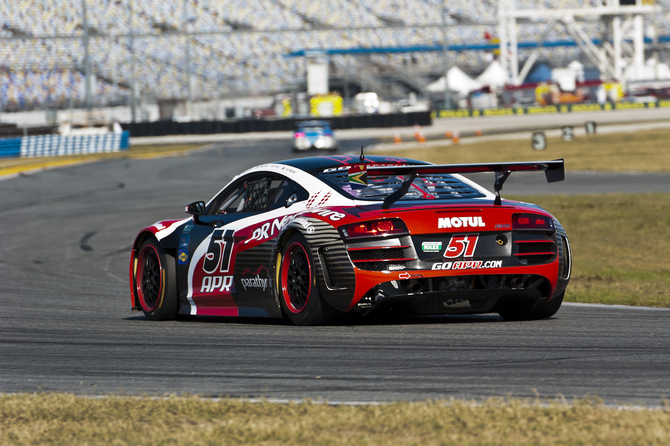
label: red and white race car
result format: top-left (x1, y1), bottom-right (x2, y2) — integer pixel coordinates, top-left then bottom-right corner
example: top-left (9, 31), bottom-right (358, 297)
top-left (129, 155), bottom-right (570, 325)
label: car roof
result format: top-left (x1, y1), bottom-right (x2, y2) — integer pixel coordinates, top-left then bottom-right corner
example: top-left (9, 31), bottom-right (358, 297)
top-left (275, 155), bottom-right (431, 174)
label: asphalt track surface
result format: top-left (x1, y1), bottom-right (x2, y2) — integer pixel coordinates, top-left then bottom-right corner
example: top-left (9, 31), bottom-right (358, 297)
top-left (2, 138), bottom-right (670, 404)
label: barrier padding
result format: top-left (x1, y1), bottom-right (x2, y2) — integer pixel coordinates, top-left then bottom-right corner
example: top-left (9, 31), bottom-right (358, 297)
top-left (122, 112), bottom-right (432, 137)
top-left (0, 131), bottom-right (130, 159)
top-left (0, 138), bottom-right (22, 158)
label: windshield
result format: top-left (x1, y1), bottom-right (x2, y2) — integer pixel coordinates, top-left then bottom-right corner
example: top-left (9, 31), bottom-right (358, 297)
top-left (318, 169), bottom-right (485, 201)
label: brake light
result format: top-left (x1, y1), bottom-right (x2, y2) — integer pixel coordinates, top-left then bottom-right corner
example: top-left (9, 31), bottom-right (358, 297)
top-left (295, 132), bottom-right (305, 138)
top-left (512, 213), bottom-right (554, 230)
top-left (341, 219), bottom-right (409, 239)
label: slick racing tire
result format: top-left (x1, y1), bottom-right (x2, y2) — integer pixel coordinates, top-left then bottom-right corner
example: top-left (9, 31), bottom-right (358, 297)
top-left (497, 292), bottom-right (564, 321)
top-left (279, 233), bottom-right (339, 326)
top-left (135, 238), bottom-right (179, 321)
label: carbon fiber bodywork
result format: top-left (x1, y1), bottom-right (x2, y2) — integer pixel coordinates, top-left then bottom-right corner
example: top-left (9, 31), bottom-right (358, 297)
top-left (274, 218), bottom-right (356, 313)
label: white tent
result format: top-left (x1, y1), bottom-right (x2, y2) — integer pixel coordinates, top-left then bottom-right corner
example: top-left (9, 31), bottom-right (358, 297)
top-left (624, 57), bottom-right (670, 81)
top-left (567, 60), bottom-right (585, 82)
top-left (476, 60), bottom-right (507, 88)
top-left (426, 66), bottom-right (483, 96)
top-left (552, 68), bottom-right (576, 92)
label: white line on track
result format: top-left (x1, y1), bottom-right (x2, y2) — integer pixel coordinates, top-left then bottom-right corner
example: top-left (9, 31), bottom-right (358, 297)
top-left (3, 393), bottom-right (664, 410)
top-left (563, 302), bottom-right (670, 311)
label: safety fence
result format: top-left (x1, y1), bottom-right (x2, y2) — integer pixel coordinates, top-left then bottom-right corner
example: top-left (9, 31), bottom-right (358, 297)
top-left (0, 131), bottom-right (130, 158)
top-left (121, 112), bottom-right (432, 137)
top-left (433, 100), bottom-right (670, 119)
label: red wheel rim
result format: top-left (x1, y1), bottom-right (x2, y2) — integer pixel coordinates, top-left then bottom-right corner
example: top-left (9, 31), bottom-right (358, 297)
top-left (136, 244), bottom-right (162, 312)
top-left (281, 242), bottom-right (312, 314)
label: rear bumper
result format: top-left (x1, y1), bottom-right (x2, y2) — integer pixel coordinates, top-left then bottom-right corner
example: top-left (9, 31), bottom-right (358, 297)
top-left (357, 285), bottom-right (544, 316)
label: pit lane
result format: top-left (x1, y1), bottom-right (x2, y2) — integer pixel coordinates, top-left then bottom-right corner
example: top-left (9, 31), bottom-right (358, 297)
top-left (1, 138), bottom-right (670, 404)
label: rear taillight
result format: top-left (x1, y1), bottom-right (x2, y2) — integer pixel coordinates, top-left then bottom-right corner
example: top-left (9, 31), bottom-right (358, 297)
top-left (294, 132), bottom-right (305, 138)
top-left (340, 218), bottom-right (409, 239)
top-left (512, 213), bottom-right (554, 230)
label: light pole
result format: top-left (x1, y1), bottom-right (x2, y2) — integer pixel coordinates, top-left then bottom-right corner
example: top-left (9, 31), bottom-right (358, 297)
top-left (82, 0), bottom-right (91, 112)
top-left (184, 0), bottom-right (193, 117)
top-left (129, 0), bottom-right (137, 122)
top-left (441, 0), bottom-right (451, 110)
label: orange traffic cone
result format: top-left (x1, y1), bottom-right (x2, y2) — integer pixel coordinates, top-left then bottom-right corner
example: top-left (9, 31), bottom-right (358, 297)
top-left (452, 131), bottom-right (460, 144)
top-left (418, 126), bottom-right (426, 143)
top-left (394, 127), bottom-right (402, 144)
top-left (475, 128), bottom-right (483, 137)
top-left (445, 130), bottom-right (452, 139)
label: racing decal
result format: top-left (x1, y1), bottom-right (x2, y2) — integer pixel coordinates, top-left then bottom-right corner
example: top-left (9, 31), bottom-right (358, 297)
top-left (178, 249), bottom-right (189, 265)
top-left (432, 260), bottom-right (503, 270)
top-left (204, 229), bottom-right (234, 273)
top-left (438, 216), bottom-right (485, 229)
top-left (294, 218), bottom-right (316, 233)
top-left (305, 191), bottom-right (322, 207)
top-left (317, 191), bottom-right (332, 206)
top-left (421, 241), bottom-right (442, 252)
top-left (495, 224), bottom-right (511, 229)
top-left (186, 228), bottom-right (238, 314)
top-left (149, 219), bottom-right (189, 241)
top-left (316, 209), bottom-right (345, 221)
top-left (348, 165), bottom-right (368, 188)
top-left (240, 266), bottom-right (269, 291)
top-left (398, 272), bottom-right (424, 279)
top-left (444, 234), bottom-right (479, 258)
top-left (245, 215), bottom-right (293, 245)
top-left (200, 275), bottom-right (234, 293)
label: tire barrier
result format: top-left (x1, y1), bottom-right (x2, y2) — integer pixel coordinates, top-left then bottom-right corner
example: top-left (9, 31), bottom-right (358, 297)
top-left (0, 131), bottom-right (130, 158)
top-left (121, 112), bottom-right (432, 137)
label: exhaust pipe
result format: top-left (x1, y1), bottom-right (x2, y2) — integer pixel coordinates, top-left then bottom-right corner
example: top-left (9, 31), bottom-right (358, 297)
top-left (402, 279), bottom-right (423, 294)
top-left (509, 276), bottom-right (524, 288)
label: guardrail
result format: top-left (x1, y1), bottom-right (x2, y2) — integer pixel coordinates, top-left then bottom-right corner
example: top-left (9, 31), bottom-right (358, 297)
top-left (434, 100), bottom-right (670, 119)
top-left (0, 131), bottom-right (130, 158)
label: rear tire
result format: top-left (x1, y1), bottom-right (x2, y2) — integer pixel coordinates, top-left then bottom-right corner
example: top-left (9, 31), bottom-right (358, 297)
top-left (498, 292), bottom-right (564, 321)
top-left (279, 233), bottom-right (339, 326)
top-left (135, 238), bottom-right (178, 321)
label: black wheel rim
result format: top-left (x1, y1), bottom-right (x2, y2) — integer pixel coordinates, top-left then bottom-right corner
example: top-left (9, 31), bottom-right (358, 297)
top-left (137, 244), bottom-right (161, 311)
top-left (282, 243), bottom-right (311, 313)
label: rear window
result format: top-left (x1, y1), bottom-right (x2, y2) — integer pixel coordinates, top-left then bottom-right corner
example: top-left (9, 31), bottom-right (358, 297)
top-left (318, 169), bottom-right (485, 201)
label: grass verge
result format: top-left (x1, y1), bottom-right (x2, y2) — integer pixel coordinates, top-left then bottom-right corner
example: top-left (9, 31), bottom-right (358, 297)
top-left (0, 143), bottom-right (204, 177)
top-left (380, 127), bottom-right (670, 172)
top-left (508, 193), bottom-right (670, 307)
top-left (2, 394), bottom-right (669, 446)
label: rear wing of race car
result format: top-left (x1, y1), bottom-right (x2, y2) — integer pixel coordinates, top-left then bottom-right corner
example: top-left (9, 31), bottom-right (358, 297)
top-left (364, 159), bottom-right (564, 209)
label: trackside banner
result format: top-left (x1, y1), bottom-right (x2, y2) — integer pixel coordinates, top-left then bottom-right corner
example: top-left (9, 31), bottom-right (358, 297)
top-left (433, 100), bottom-right (670, 119)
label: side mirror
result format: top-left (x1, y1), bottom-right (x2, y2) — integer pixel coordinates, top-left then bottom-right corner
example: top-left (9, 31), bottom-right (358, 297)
top-left (185, 201), bottom-right (206, 224)
top-left (185, 201), bottom-right (206, 215)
